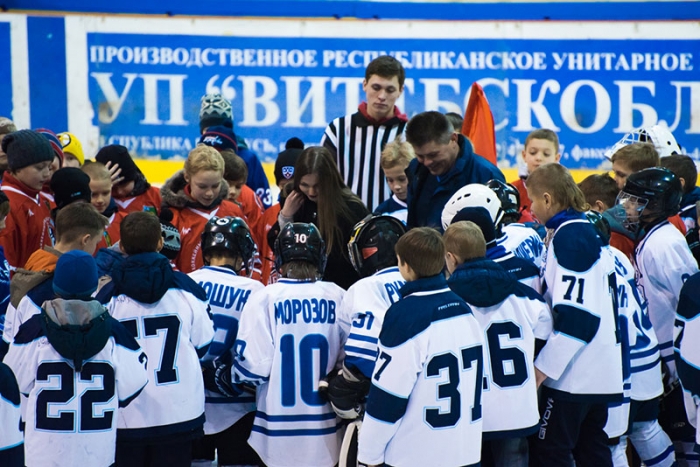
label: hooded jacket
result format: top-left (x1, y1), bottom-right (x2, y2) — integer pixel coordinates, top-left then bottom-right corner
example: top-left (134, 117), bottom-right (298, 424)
top-left (113, 172), bottom-right (162, 215)
top-left (160, 171), bottom-right (251, 274)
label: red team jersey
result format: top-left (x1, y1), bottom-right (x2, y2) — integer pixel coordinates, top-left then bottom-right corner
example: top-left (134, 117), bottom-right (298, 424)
top-left (0, 174), bottom-right (54, 270)
top-left (96, 210), bottom-right (128, 251)
top-left (113, 186), bottom-right (162, 215)
top-left (171, 200), bottom-right (249, 273)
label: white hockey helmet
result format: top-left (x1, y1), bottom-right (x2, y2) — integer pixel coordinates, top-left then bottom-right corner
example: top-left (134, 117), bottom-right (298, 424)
top-left (605, 125), bottom-right (681, 160)
top-left (441, 184), bottom-right (504, 231)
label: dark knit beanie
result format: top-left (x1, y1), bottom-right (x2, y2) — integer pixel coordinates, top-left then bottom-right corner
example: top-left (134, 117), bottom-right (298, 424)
top-left (275, 138), bottom-right (305, 184)
top-left (451, 206), bottom-right (497, 246)
top-left (199, 94), bottom-right (233, 133)
top-left (53, 250), bottom-right (99, 299)
top-left (2, 129), bottom-right (55, 172)
top-left (95, 145), bottom-right (140, 182)
top-left (51, 168), bottom-right (92, 210)
top-left (199, 126), bottom-right (238, 153)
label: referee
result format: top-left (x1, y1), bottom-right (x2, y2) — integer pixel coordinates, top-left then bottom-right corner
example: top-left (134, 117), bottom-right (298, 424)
top-left (321, 55), bottom-right (408, 211)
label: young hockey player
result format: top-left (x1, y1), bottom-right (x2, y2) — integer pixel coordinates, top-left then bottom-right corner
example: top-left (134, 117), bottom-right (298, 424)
top-left (95, 145), bottom-right (161, 215)
top-left (189, 216), bottom-right (264, 467)
top-left (0, 129), bottom-right (55, 270)
top-left (357, 227), bottom-right (485, 467)
top-left (527, 162), bottom-right (622, 466)
top-left (441, 183), bottom-right (540, 288)
top-left (3, 250), bottom-right (148, 467)
top-left (96, 211), bottom-right (215, 467)
top-left (325, 214), bottom-right (407, 420)
top-left (1, 202), bottom-right (107, 358)
top-left (82, 161), bottom-right (127, 249)
top-left (615, 167), bottom-right (699, 463)
top-left (213, 222), bottom-right (346, 467)
top-left (511, 128), bottom-right (561, 221)
top-left (486, 178), bottom-right (544, 266)
top-left (161, 145), bottom-right (252, 274)
top-left (444, 220), bottom-right (552, 467)
top-left (373, 141), bottom-right (415, 223)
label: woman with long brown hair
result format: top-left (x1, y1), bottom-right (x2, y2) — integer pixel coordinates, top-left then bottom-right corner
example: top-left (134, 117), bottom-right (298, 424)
top-left (277, 146), bottom-right (369, 289)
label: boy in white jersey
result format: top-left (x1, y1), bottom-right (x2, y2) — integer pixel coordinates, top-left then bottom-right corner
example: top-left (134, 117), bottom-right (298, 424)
top-left (527, 163), bottom-right (623, 467)
top-left (615, 167), bottom-right (699, 464)
top-left (4, 250), bottom-right (148, 467)
top-left (189, 216), bottom-right (264, 467)
top-left (444, 221), bottom-right (552, 467)
top-left (325, 214), bottom-right (406, 421)
top-left (358, 227), bottom-right (485, 467)
top-left (214, 222), bottom-right (346, 467)
top-left (95, 212), bottom-right (215, 467)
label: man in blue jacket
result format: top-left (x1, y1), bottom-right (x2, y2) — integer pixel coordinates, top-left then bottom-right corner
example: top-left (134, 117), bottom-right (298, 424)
top-left (405, 111), bottom-right (504, 230)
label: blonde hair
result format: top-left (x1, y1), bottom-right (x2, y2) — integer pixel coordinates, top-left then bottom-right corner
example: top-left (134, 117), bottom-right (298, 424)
top-left (527, 163), bottom-right (589, 212)
top-left (443, 221), bottom-right (486, 263)
top-left (185, 145), bottom-right (225, 178)
top-left (380, 141), bottom-right (415, 171)
top-left (81, 161), bottom-right (111, 182)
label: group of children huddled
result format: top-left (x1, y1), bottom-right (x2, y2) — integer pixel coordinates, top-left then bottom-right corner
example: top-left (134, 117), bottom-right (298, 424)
top-left (1, 95), bottom-right (700, 467)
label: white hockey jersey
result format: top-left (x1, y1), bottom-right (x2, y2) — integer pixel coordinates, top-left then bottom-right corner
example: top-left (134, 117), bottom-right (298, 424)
top-left (231, 278), bottom-right (346, 467)
top-left (337, 266), bottom-right (405, 379)
top-left (535, 211), bottom-right (623, 401)
top-left (636, 221), bottom-right (698, 385)
top-left (189, 265), bottom-right (264, 434)
top-left (675, 271), bottom-right (700, 445)
top-left (3, 313), bottom-right (148, 467)
top-left (447, 258), bottom-right (552, 438)
top-left (0, 362), bottom-right (22, 458)
top-left (500, 223), bottom-right (545, 268)
top-left (611, 248), bottom-right (663, 402)
top-left (358, 275), bottom-right (485, 467)
top-left (1, 276), bottom-right (54, 349)
top-left (97, 254), bottom-right (215, 440)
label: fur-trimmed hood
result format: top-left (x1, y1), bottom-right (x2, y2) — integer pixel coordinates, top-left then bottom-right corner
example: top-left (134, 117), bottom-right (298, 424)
top-left (160, 170), bottom-right (229, 210)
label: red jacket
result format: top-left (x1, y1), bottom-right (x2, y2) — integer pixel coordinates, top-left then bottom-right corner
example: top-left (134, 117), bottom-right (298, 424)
top-left (510, 178), bottom-right (535, 223)
top-left (96, 210), bottom-right (127, 251)
top-left (0, 173), bottom-right (55, 270)
top-left (234, 184), bottom-right (264, 246)
top-left (114, 185), bottom-right (162, 215)
top-left (254, 203), bottom-right (281, 285)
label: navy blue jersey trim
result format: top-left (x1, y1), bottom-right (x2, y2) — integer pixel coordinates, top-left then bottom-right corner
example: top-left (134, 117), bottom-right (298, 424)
top-left (365, 384), bottom-right (409, 424)
top-left (542, 385), bottom-right (623, 404)
top-left (255, 411), bottom-right (337, 422)
top-left (0, 363), bottom-right (21, 406)
top-left (110, 319), bottom-right (141, 351)
top-left (12, 314), bottom-right (45, 345)
top-left (251, 424), bottom-right (340, 437)
top-left (482, 423), bottom-right (539, 440)
top-left (553, 304), bottom-right (600, 344)
top-left (116, 413), bottom-right (205, 441)
top-left (172, 272), bottom-right (208, 301)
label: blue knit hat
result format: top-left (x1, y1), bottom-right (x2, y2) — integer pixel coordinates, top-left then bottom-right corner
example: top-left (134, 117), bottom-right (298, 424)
top-left (53, 251), bottom-right (99, 300)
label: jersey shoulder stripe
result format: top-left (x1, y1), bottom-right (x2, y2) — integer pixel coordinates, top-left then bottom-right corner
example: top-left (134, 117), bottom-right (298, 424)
top-left (109, 318), bottom-right (141, 351)
top-left (512, 282), bottom-right (546, 302)
top-left (12, 313), bottom-right (44, 345)
top-left (0, 362), bottom-right (20, 406)
top-left (678, 273), bottom-right (700, 320)
top-left (172, 271), bottom-right (208, 301)
top-left (554, 304), bottom-right (601, 344)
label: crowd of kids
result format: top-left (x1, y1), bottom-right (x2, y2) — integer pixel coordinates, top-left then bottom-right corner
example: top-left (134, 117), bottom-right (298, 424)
top-left (1, 53), bottom-right (700, 467)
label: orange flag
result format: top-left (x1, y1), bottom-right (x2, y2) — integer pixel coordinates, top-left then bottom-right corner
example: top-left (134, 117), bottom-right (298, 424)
top-left (461, 82), bottom-right (498, 166)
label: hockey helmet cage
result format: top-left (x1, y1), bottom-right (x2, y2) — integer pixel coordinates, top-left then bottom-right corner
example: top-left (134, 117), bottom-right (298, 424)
top-left (486, 179), bottom-right (521, 225)
top-left (605, 124), bottom-right (681, 160)
top-left (348, 214), bottom-right (407, 278)
top-left (614, 167), bottom-right (682, 237)
top-left (441, 183), bottom-right (504, 231)
top-left (201, 216), bottom-right (256, 276)
top-left (274, 222), bottom-right (327, 275)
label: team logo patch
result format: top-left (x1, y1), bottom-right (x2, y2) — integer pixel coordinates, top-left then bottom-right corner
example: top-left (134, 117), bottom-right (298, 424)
top-left (282, 166), bottom-right (294, 179)
top-left (202, 135), bottom-right (223, 147)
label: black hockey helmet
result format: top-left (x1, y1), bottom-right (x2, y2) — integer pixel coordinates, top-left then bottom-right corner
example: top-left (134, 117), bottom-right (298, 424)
top-left (585, 210), bottom-right (611, 244)
top-left (348, 214), bottom-right (407, 278)
top-left (486, 179), bottom-right (521, 225)
top-left (201, 216), bottom-right (256, 276)
top-left (274, 222), bottom-right (327, 275)
top-left (614, 167), bottom-right (682, 237)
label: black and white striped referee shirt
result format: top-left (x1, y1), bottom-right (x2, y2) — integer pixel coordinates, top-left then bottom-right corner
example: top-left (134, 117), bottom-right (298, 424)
top-left (321, 107), bottom-right (407, 211)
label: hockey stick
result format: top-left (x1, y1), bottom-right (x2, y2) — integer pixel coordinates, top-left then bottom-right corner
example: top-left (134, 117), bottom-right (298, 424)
top-left (339, 419), bottom-right (361, 467)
